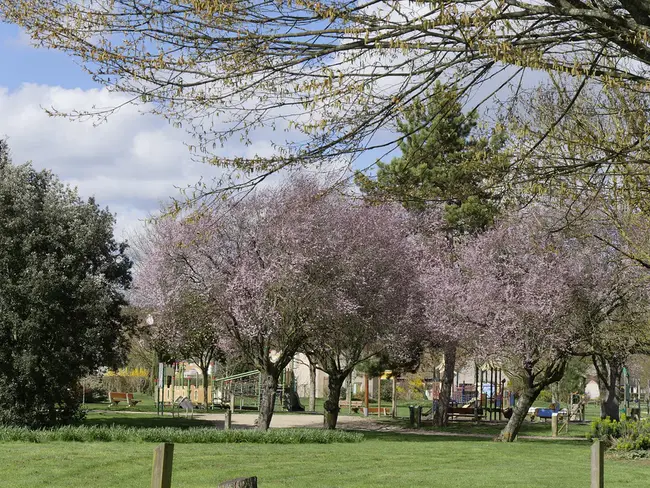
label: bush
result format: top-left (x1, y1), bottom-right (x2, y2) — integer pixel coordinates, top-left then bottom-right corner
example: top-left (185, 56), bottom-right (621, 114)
top-left (587, 417), bottom-right (650, 451)
top-left (0, 426), bottom-right (365, 444)
top-left (80, 376), bottom-right (107, 403)
top-left (380, 380), bottom-right (392, 403)
top-left (102, 368), bottom-right (151, 395)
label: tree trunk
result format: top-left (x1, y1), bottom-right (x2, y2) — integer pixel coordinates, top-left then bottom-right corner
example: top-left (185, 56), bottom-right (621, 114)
top-left (601, 362), bottom-right (621, 421)
top-left (497, 385), bottom-right (541, 442)
top-left (551, 383), bottom-right (560, 405)
top-left (435, 344), bottom-right (456, 427)
top-left (309, 362), bottom-right (316, 412)
top-left (257, 373), bottom-right (279, 430)
top-left (202, 369), bottom-right (210, 411)
top-left (323, 374), bottom-right (344, 429)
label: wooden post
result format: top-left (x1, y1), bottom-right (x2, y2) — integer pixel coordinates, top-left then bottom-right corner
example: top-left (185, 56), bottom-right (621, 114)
top-left (551, 413), bottom-right (558, 437)
top-left (364, 374), bottom-right (369, 417)
top-left (346, 375), bottom-right (352, 415)
top-left (219, 477), bottom-right (258, 487)
top-left (591, 440), bottom-right (604, 488)
top-left (377, 378), bottom-right (382, 417)
top-left (474, 364), bottom-right (479, 422)
top-left (151, 443), bottom-right (174, 488)
top-left (391, 376), bottom-right (397, 418)
top-left (224, 410), bottom-right (232, 430)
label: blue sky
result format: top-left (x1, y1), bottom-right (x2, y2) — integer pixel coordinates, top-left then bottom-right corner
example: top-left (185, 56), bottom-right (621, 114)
top-left (0, 23), bottom-right (94, 90)
top-left (0, 19), bottom-right (534, 242)
top-left (0, 22), bottom-right (233, 240)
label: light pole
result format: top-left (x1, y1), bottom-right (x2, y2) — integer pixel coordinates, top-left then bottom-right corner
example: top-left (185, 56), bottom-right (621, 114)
top-left (146, 314), bottom-right (160, 414)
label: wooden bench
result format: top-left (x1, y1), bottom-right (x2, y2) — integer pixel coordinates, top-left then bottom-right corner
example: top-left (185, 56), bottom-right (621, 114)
top-left (365, 406), bottom-right (390, 416)
top-left (340, 401), bottom-right (389, 416)
top-left (448, 406), bottom-right (483, 419)
top-left (340, 400), bottom-right (363, 411)
top-left (108, 392), bottom-right (140, 407)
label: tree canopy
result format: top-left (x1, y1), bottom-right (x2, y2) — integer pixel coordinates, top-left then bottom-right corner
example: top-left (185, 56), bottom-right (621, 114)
top-left (356, 82), bottom-right (508, 234)
top-left (3, 1), bottom-right (649, 195)
top-left (0, 142), bottom-right (133, 427)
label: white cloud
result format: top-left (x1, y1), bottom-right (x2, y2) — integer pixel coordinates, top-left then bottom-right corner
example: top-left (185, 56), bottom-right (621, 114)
top-left (0, 83), bottom-right (238, 240)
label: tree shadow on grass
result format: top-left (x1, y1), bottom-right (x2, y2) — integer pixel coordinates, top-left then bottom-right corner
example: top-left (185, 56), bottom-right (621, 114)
top-left (344, 430), bottom-right (589, 446)
top-left (345, 430), bottom-right (493, 443)
top-left (85, 413), bottom-right (216, 429)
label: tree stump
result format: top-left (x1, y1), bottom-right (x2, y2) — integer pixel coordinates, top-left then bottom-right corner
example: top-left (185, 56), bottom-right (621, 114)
top-left (219, 477), bottom-right (258, 487)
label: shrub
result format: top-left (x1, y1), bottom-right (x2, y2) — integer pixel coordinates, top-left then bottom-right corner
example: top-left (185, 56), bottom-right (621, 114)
top-left (103, 368), bottom-right (151, 394)
top-left (587, 417), bottom-right (650, 451)
top-left (80, 375), bottom-right (107, 403)
top-left (0, 426), bottom-right (364, 444)
top-left (380, 380), bottom-right (392, 403)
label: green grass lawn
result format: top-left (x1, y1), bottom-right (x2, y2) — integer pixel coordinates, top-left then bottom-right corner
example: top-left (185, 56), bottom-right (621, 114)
top-left (0, 434), bottom-right (648, 487)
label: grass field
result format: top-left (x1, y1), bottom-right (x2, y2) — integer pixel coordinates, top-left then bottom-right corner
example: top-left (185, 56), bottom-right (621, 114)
top-left (0, 433), bottom-right (648, 487)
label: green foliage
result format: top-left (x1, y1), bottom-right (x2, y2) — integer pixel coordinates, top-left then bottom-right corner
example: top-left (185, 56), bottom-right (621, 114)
top-left (0, 425), bottom-right (364, 444)
top-left (355, 82), bottom-right (508, 234)
top-left (587, 417), bottom-right (650, 451)
top-left (0, 143), bottom-right (134, 427)
top-left (538, 357), bottom-right (588, 403)
top-left (380, 379), bottom-right (392, 403)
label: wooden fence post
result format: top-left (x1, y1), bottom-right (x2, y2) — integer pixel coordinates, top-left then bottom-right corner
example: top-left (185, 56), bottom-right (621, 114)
top-left (151, 443), bottom-right (174, 488)
top-left (225, 410), bottom-right (232, 430)
top-left (591, 439), bottom-right (604, 488)
top-left (551, 413), bottom-right (558, 437)
top-left (219, 477), bottom-right (258, 487)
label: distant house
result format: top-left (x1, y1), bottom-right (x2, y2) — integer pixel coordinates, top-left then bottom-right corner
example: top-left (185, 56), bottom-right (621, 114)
top-left (292, 353), bottom-right (379, 399)
top-left (585, 376), bottom-right (600, 400)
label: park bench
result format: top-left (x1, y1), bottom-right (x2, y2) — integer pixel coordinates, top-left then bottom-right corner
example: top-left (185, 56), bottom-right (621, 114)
top-left (340, 401), bottom-right (389, 416)
top-left (365, 406), bottom-right (390, 416)
top-left (448, 406), bottom-right (484, 420)
top-left (108, 392), bottom-right (140, 407)
top-left (340, 400), bottom-right (363, 411)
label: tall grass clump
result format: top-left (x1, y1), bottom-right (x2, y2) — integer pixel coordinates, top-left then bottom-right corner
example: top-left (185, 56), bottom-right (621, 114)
top-left (0, 426), bottom-right (364, 444)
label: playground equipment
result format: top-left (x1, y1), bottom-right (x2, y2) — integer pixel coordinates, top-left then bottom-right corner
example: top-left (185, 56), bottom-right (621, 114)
top-left (155, 361), bottom-right (304, 414)
top-left (618, 367), bottom-right (650, 420)
top-left (426, 363), bottom-right (512, 422)
top-left (528, 402), bottom-right (564, 422)
top-left (568, 393), bottom-right (587, 421)
top-left (175, 396), bottom-right (194, 418)
top-left (474, 365), bottom-right (511, 421)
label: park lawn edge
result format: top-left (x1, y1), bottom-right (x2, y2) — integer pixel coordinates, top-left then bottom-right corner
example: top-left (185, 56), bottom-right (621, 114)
top-left (0, 425), bottom-right (364, 444)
